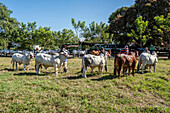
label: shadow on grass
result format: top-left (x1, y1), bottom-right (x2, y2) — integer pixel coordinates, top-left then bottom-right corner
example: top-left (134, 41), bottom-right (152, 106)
top-left (0, 68), bottom-right (14, 71)
top-left (91, 74), bottom-right (117, 81)
top-left (0, 68), bottom-right (35, 72)
top-left (63, 73), bottom-right (97, 80)
top-left (13, 72), bottom-right (47, 76)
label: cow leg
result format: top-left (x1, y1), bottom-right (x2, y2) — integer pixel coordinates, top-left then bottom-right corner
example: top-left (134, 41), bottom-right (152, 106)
top-left (141, 63), bottom-right (146, 74)
top-left (54, 65), bottom-right (58, 76)
top-left (16, 62), bottom-right (18, 70)
top-left (12, 62), bottom-right (15, 70)
top-left (23, 64), bottom-right (26, 71)
top-left (101, 66), bottom-right (103, 75)
top-left (98, 66), bottom-right (100, 73)
top-left (105, 65), bottom-right (107, 72)
top-left (154, 63), bottom-right (157, 73)
top-left (137, 63), bottom-right (141, 72)
top-left (27, 65), bottom-right (29, 71)
top-left (36, 64), bottom-right (40, 74)
top-left (82, 66), bottom-right (87, 78)
top-left (35, 64), bottom-right (36, 71)
top-left (63, 62), bottom-right (67, 73)
top-left (81, 66), bottom-right (83, 73)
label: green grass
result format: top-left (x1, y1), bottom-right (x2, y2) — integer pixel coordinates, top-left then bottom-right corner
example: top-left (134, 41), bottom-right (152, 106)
top-left (0, 57), bottom-right (169, 112)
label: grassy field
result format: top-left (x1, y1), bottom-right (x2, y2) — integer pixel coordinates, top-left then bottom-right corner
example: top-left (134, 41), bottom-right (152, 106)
top-left (0, 57), bottom-right (169, 112)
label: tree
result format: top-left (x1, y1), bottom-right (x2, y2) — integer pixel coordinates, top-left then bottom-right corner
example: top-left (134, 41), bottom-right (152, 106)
top-left (0, 2), bottom-right (19, 49)
top-left (57, 29), bottom-right (79, 46)
top-left (127, 16), bottom-right (148, 47)
top-left (82, 21), bottom-right (111, 43)
top-left (109, 0), bottom-right (169, 46)
top-left (152, 13), bottom-right (170, 45)
top-left (71, 18), bottom-right (85, 41)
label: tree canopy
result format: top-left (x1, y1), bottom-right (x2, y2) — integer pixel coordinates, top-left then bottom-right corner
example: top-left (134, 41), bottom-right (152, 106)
top-left (109, 0), bottom-right (170, 47)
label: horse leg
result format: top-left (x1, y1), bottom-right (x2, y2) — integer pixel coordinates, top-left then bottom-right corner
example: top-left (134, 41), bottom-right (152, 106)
top-left (114, 66), bottom-right (117, 76)
top-left (132, 66), bottom-right (135, 76)
top-left (128, 67), bottom-right (131, 75)
top-left (118, 65), bottom-right (122, 78)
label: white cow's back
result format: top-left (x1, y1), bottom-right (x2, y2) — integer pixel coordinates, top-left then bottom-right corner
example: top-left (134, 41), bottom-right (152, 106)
top-left (140, 53), bottom-right (157, 65)
top-left (35, 53), bottom-right (60, 67)
top-left (12, 53), bottom-right (24, 64)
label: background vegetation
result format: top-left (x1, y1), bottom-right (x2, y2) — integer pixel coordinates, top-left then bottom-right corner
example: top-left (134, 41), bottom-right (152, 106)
top-left (0, 0), bottom-right (169, 50)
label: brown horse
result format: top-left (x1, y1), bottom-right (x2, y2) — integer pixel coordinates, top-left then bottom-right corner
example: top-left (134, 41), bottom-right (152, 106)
top-left (114, 51), bottom-right (138, 77)
top-left (92, 50), bottom-right (100, 56)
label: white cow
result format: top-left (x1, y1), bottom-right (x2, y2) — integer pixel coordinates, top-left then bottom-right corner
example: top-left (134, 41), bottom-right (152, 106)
top-left (81, 51), bottom-right (110, 78)
top-left (72, 50), bottom-right (86, 57)
top-left (11, 52), bottom-right (34, 71)
top-left (35, 51), bottom-right (69, 75)
top-left (137, 51), bottom-right (158, 73)
top-left (72, 50), bottom-right (78, 57)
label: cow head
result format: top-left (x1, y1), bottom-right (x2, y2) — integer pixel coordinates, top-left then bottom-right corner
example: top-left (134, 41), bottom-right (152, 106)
top-left (60, 51), bottom-right (69, 58)
top-left (29, 52), bottom-right (34, 58)
top-left (152, 51), bottom-right (158, 57)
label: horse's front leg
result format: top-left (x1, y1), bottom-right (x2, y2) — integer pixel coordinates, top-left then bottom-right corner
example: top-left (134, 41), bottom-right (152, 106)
top-left (114, 66), bottom-right (117, 76)
top-left (128, 67), bottom-right (131, 75)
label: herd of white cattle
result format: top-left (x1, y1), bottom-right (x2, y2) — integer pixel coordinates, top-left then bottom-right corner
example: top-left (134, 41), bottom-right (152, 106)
top-left (0, 49), bottom-right (158, 78)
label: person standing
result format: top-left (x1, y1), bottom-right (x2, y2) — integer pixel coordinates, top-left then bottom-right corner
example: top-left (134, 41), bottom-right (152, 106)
top-left (150, 44), bottom-right (155, 54)
top-left (120, 45), bottom-right (129, 55)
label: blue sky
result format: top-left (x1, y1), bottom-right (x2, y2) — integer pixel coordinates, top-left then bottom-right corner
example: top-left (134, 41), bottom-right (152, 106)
top-left (1, 0), bottom-right (135, 31)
